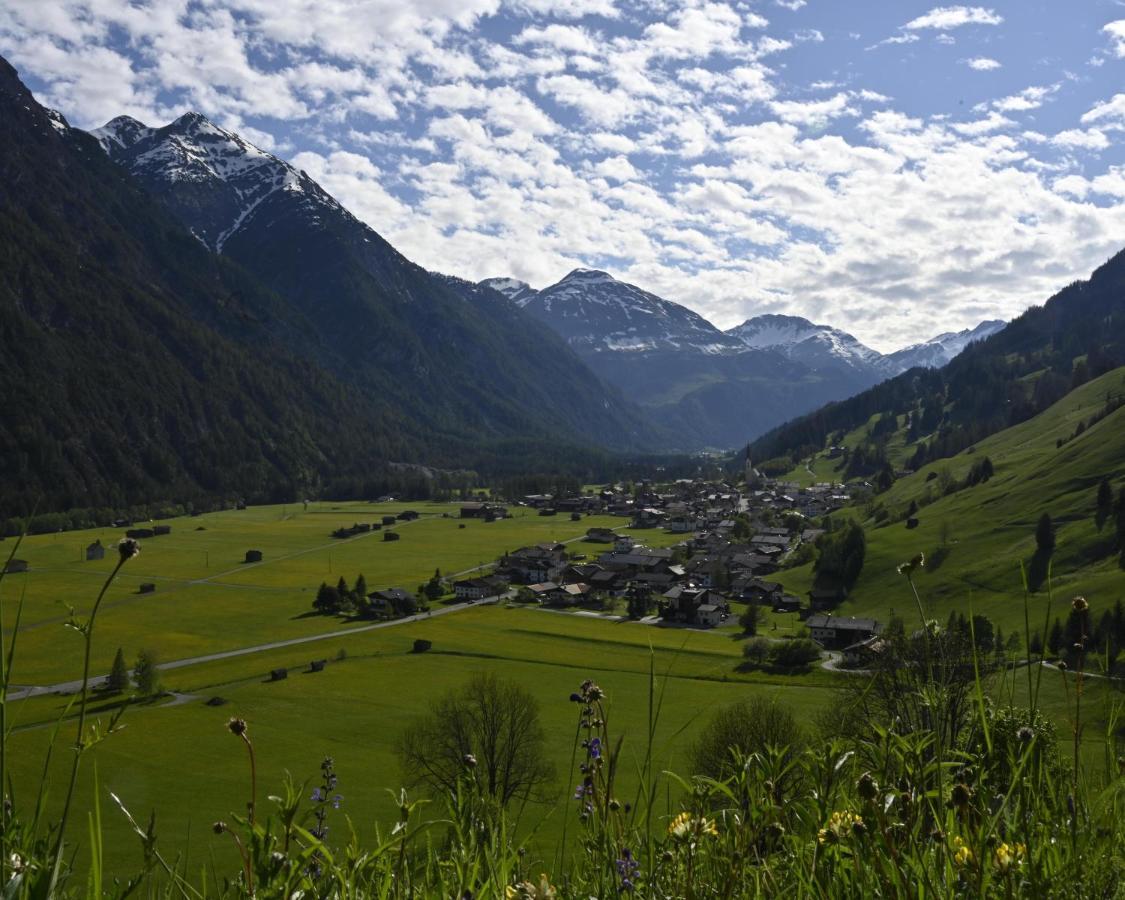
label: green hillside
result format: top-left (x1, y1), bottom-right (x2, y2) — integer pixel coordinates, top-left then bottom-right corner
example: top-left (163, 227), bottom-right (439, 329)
top-left (775, 367), bottom-right (1125, 637)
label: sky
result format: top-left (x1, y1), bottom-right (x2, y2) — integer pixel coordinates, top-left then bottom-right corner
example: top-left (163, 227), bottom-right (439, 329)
top-left (3, 1), bottom-right (1125, 351)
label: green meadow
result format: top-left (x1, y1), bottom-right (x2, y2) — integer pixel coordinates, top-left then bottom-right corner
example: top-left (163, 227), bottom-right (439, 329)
top-left (6, 601), bottom-right (837, 878)
top-left (774, 368), bottom-right (1125, 638)
top-left (1, 501), bottom-right (682, 686)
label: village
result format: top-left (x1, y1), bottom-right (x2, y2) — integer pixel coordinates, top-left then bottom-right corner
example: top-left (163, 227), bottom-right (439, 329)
top-left (383, 469), bottom-right (885, 665)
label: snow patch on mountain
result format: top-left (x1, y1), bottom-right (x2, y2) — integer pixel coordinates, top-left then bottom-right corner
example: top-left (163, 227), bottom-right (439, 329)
top-left (882, 319), bottom-right (1005, 372)
top-left (479, 277), bottom-right (538, 306)
top-left (522, 268), bottom-right (739, 354)
top-left (726, 314), bottom-right (882, 370)
top-left (88, 111), bottom-right (342, 253)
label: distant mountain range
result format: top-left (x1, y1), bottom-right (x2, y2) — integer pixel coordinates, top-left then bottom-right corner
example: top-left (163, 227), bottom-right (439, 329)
top-left (0, 58), bottom-right (661, 515)
top-left (750, 248), bottom-right (1125, 472)
top-left (0, 53), bottom-right (1039, 517)
top-left (483, 270), bottom-right (1004, 448)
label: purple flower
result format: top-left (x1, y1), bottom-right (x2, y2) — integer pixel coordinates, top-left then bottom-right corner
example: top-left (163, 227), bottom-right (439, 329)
top-left (588, 737), bottom-right (602, 759)
top-left (616, 847), bottom-right (639, 892)
top-left (332, 795), bottom-right (343, 809)
top-left (310, 788), bottom-right (324, 802)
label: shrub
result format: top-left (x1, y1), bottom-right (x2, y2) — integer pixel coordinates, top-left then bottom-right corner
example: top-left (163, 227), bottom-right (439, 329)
top-left (769, 638), bottom-right (822, 670)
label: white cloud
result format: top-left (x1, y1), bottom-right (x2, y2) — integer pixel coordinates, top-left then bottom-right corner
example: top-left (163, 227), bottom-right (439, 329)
top-left (592, 154), bottom-right (639, 181)
top-left (903, 6), bottom-right (1003, 30)
top-left (2, 0), bottom-right (1123, 352)
top-left (1103, 19), bottom-right (1125, 57)
top-left (964, 56), bottom-right (1001, 70)
top-left (1051, 128), bottom-right (1109, 150)
top-left (987, 84), bottom-right (1058, 112)
top-left (868, 33), bottom-right (919, 49)
top-left (950, 111), bottom-right (1015, 136)
top-left (1081, 92), bottom-right (1125, 127)
top-left (514, 24), bottom-right (601, 55)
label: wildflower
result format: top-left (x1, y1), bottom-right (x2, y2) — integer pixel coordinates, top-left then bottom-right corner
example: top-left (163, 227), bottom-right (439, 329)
top-left (310, 787), bottom-right (324, 802)
top-left (857, 772), bottom-right (878, 802)
top-left (993, 842), bottom-right (1025, 873)
top-left (617, 848), bottom-right (640, 892)
top-left (227, 717), bottom-right (247, 737)
top-left (463, 753), bottom-right (478, 769)
top-left (569, 692), bottom-right (582, 702)
top-left (332, 794), bottom-right (343, 809)
top-left (117, 538), bottom-right (141, 561)
top-left (950, 783), bottom-right (972, 810)
top-left (212, 821), bottom-right (227, 835)
top-left (1071, 596), bottom-right (1088, 612)
top-left (897, 553), bottom-right (925, 576)
top-left (587, 737), bottom-right (602, 759)
top-left (668, 811), bottom-right (719, 842)
top-left (505, 874), bottom-right (557, 899)
top-left (1016, 726), bottom-right (1034, 744)
top-left (951, 835), bottom-right (974, 868)
top-left (817, 810), bottom-right (863, 845)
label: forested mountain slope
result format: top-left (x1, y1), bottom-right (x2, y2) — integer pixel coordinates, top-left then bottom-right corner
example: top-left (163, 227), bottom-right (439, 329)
top-left (750, 249), bottom-right (1125, 471)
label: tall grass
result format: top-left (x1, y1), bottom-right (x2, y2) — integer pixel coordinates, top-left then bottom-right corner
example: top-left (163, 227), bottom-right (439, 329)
top-left (1, 544), bottom-right (1121, 898)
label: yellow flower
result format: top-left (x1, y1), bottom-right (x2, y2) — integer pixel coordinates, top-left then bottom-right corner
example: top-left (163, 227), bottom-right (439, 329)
top-left (817, 810), bottom-right (864, 845)
top-left (993, 842), bottom-right (1025, 873)
top-left (506, 874), bottom-right (557, 899)
top-left (668, 811), bottom-right (719, 841)
top-left (951, 835), bottom-right (974, 868)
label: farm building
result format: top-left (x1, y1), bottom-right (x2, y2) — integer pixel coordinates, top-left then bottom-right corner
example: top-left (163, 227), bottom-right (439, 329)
top-left (806, 614), bottom-right (882, 650)
top-left (86, 540), bottom-right (105, 561)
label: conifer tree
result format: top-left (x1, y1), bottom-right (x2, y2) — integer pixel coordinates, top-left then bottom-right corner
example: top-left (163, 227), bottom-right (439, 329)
top-left (1095, 478), bottom-right (1112, 532)
top-left (1035, 513), bottom-right (1055, 555)
top-left (106, 647), bottom-right (129, 693)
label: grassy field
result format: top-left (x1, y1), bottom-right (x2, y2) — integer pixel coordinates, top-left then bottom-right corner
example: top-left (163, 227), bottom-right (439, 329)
top-left (5, 602), bottom-right (840, 878)
top-left (774, 368), bottom-right (1125, 639)
top-left (0, 502), bottom-right (683, 686)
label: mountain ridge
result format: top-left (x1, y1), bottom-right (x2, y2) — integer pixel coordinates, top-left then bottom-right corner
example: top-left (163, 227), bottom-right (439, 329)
top-left (86, 106), bottom-right (661, 455)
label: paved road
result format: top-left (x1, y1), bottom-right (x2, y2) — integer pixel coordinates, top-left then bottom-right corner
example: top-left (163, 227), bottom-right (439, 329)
top-left (7, 595), bottom-right (505, 701)
top-left (6, 517), bottom-right (631, 701)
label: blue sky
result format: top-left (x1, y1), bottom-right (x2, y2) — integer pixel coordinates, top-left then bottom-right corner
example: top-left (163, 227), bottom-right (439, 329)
top-left (3, 0), bottom-right (1124, 350)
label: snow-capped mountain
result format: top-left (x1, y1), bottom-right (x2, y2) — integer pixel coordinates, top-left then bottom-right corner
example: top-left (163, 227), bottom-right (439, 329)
top-left (85, 109), bottom-right (658, 451)
top-left (92, 112), bottom-right (344, 253)
top-left (479, 277), bottom-right (538, 306)
top-left (484, 269), bottom-right (882, 447)
top-left (516, 269), bottom-right (742, 355)
top-left (726, 314), bottom-right (883, 373)
top-left (881, 320), bottom-right (1006, 373)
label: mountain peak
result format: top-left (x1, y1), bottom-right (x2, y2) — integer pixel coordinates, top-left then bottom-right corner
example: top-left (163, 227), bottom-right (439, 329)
top-left (170, 110), bottom-right (218, 132)
top-left (560, 268), bottom-right (616, 284)
top-left (727, 314), bottom-right (881, 370)
top-left (882, 319), bottom-right (1007, 373)
top-left (91, 115), bottom-right (153, 153)
top-left (479, 277), bottom-right (538, 306)
top-left (87, 110), bottom-right (311, 252)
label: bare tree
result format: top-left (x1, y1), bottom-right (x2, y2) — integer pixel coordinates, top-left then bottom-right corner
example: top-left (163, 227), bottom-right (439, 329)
top-left (399, 672), bottom-right (553, 805)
